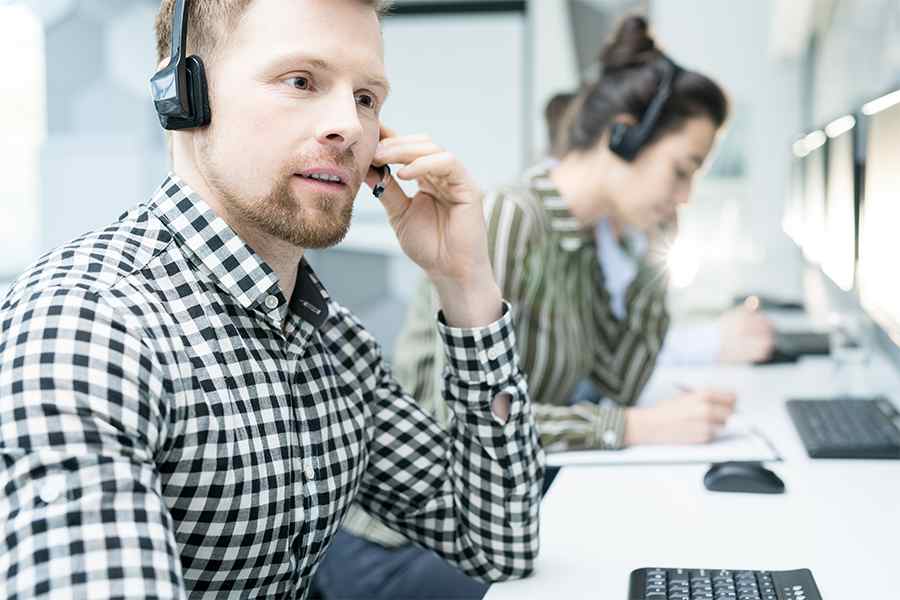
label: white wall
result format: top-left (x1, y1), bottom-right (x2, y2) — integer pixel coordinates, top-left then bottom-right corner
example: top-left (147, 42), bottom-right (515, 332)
top-left (343, 12), bottom-right (528, 244)
top-left (529, 1), bottom-right (580, 159)
top-left (0, 5), bottom-right (44, 277)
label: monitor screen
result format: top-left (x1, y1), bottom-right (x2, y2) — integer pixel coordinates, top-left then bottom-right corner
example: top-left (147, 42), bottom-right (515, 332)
top-left (802, 141), bottom-right (827, 264)
top-left (859, 95), bottom-right (900, 343)
top-left (783, 155), bottom-right (805, 246)
top-left (822, 124), bottom-right (857, 291)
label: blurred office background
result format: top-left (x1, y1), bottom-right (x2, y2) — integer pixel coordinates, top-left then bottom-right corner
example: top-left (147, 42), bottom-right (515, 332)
top-left (1, 0), bottom-right (899, 357)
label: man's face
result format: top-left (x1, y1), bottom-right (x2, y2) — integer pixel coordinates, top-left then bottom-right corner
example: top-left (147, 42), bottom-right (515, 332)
top-left (196, 0), bottom-right (388, 248)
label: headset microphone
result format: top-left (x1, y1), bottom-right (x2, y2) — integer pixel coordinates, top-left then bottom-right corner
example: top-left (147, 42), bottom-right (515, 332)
top-left (372, 165), bottom-right (391, 199)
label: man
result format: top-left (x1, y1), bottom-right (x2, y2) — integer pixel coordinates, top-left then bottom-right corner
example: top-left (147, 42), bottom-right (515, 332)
top-left (0, 0), bottom-right (543, 597)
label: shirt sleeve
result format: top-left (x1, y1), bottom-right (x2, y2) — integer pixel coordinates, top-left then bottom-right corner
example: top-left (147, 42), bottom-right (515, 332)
top-left (0, 286), bottom-right (185, 599)
top-left (391, 277), bottom-right (443, 420)
top-left (656, 321), bottom-right (722, 366)
top-left (532, 403), bottom-right (627, 451)
top-left (344, 304), bottom-right (544, 583)
top-left (486, 189), bottom-right (636, 451)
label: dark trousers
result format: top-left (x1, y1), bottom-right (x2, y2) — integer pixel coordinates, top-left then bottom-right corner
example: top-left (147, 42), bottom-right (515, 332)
top-left (311, 467), bottom-right (560, 600)
top-left (312, 529), bottom-right (488, 600)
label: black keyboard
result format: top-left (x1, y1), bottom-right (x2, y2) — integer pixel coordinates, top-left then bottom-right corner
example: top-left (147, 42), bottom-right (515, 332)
top-left (773, 332), bottom-right (830, 357)
top-left (756, 333), bottom-right (830, 366)
top-left (629, 567), bottom-right (822, 600)
top-left (756, 349), bottom-right (799, 365)
top-left (786, 397), bottom-right (900, 459)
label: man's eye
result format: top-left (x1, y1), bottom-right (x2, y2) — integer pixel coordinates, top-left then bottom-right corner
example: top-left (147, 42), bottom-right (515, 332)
top-left (290, 76), bottom-right (311, 90)
top-left (356, 93), bottom-right (376, 110)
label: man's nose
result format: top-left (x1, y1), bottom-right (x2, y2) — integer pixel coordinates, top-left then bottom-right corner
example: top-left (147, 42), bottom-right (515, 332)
top-left (314, 91), bottom-right (363, 154)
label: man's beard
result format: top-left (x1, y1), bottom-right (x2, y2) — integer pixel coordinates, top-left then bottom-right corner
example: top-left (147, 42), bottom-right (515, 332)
top-left (199, 134), bottom-right (359, 249)
top-left (225, 175), bottom-right (356, 249)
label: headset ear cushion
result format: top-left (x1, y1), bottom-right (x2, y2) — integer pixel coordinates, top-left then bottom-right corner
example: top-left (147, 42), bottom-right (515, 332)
top-left (185, 55), bottom-right (212, 127)
top-left (609, 122), bottom-right (636, 160)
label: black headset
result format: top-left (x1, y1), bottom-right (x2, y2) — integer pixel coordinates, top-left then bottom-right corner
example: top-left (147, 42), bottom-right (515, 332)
top-left (608, 57), bottom-right (682, 161)
top-left (150, 0), bottom-right (211, 130)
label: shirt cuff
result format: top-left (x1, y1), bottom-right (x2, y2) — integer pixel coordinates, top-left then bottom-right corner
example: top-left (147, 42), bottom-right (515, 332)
top-left (435, 301), bottom-right (519, 389)
top-left (591, 406), bottom-right (626, 450)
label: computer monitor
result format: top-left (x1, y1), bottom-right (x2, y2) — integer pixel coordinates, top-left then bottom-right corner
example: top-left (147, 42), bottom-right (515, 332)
top-left (822, 115), bottom-right (858, 292)
top-left (801, 131), bottom-right (827, 265)
top-left (858, 91), bottom-right (900, 344)
top-left (782, 152), bottom-right (805, 247)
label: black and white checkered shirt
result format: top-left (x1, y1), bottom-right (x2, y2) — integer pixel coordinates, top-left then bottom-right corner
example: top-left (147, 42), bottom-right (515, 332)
top-left (0, 174), bottom-right (543, 599)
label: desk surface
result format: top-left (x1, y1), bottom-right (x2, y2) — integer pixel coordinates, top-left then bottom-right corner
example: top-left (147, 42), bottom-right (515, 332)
top-left (485, 356), bottom-right (900, 599)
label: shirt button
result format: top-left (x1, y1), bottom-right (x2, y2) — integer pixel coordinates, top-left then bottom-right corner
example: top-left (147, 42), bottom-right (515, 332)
top-left (264, 295), bottom-right (279, 310)
top-left (602, 430), bottom-right (618, 447)
top-left (304, 463), bottom-right (316, 481)
top-left (486, 346), bottom-right (501, 361)
top-left (39, 474), bottom-right (67, 504)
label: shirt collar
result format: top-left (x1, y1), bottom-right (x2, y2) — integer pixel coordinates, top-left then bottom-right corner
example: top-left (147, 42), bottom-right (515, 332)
top-left (290, 261), bottom-right (330, 329)
top-left (149, 173), bottom-right (330, 328)
top-left (595, 217), bottom-right (648, 320)
top-left (524, 160), bottom-right (594, 251)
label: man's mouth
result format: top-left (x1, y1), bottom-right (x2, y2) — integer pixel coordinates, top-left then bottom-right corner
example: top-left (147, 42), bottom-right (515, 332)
top-left (298, 173), bottom-right (344, 184)
top-left (293, 167), bottom-right (352, 193)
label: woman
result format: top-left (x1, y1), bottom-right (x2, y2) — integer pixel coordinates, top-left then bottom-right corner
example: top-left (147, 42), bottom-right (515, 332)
top-left (544, 92), bottom-right (776, 374)
top-left (318, 15), bottom-right (747, 600)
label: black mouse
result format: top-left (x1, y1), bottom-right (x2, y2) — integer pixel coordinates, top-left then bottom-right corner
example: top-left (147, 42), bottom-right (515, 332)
top-left (703, 461), bottom-right (785, 494)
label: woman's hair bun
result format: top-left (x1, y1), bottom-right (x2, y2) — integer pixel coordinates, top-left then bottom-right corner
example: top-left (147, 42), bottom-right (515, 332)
top-left (599, 15), bottom-right (659, 72)
top-left (563, 15), bottom-right (728, 157)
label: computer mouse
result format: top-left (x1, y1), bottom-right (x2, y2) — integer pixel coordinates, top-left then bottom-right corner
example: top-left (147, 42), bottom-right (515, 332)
top-left (703, 461), bottom-right (785, 494)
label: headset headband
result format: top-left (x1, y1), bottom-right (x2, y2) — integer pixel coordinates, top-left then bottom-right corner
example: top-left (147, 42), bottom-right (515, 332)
top-left (608, 56), bottom-right (683, 161)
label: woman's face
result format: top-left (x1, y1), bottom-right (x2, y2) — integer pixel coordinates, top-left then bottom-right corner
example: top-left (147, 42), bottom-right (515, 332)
top-left (609, 116), bottom-right (719, 233)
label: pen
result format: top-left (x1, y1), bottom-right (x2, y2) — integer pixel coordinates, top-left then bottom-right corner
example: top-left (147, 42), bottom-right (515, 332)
top-left (677, 382), bottom-right (742, 415)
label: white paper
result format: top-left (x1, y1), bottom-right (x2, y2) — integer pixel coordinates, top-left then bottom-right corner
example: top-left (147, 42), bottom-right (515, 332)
top-left (546, 421), bottom-right (779, 467)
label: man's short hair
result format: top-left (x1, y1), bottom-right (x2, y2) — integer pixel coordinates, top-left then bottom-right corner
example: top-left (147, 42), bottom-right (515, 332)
top-left (154, 0), bottom-right (394, 65)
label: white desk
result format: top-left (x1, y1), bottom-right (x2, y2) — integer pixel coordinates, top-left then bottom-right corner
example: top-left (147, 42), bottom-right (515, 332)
top-left (485, 357), bottom-right (900, 599)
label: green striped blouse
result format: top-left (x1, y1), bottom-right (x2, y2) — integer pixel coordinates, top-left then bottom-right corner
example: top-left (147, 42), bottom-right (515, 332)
top-left (341, 162), bottom-right (671, 547)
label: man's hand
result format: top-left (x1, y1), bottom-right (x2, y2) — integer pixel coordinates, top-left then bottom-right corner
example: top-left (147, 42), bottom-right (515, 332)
top-left (367, 128), bottom-right (501, 328)
top-left (624, 389), bottom-right (737, 445)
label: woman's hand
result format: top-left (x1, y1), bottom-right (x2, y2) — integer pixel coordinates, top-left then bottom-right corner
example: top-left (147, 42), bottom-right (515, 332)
top-left (624, 389), bottom-right (737, 445)
top-left (718, 306), bottom-right (776, 364)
